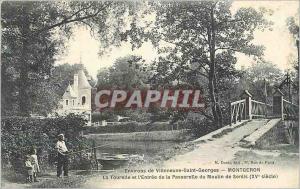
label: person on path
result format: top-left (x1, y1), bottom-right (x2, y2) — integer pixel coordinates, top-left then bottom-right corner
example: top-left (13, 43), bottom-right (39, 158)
top-left (56, 134), bottom-right (69, 178)
top-left (25, 155), bottom-right (33, 183)
top-left (30, 148), bottom-right (40, 182)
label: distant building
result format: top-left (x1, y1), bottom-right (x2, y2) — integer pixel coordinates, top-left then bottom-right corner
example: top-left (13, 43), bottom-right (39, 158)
top-left (56, 70), bottom-right (92, 126)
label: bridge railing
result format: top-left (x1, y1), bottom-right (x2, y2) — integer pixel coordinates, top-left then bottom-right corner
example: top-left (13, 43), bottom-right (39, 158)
top-left (230, 89), bottom-right (298, 125)
top-left (251, 100), bottom-right (273, 118)
top-left (230, 99), bottom-right (246, 125)
top-left (282, 99), bottom-right (299, 120)
top-left (230, 90), bottom-right (274, 125)
top-left (273, 89), bottom-right (299, 120)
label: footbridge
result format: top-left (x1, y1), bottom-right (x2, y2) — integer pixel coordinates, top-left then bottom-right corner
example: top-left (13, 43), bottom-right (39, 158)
top-left (229, 89), bottom-right (298, 147)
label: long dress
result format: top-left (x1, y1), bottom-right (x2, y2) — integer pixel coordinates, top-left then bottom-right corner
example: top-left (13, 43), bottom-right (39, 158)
top-left (30, 155), bottom-right (40, 173)
top-left (25, 160), bottom-right (33, 175)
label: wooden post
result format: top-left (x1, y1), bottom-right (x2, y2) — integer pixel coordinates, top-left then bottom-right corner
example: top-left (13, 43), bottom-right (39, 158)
top-left (240, 90), bottom-right (253, 120)
top-left (243, 101), bottom-right (247, 120)
top-left (92, 140), bottom-right (98, 170)
top-left (239, 103), bottom-right (242, 122)
top-left (273, 88), bottom-right (284, 120)
top-left (229, 102), bottom-right (232, 126)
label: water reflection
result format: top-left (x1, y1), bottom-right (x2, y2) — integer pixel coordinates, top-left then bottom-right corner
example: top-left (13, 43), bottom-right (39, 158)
top-left (93, 140), bottom-right (179, 162)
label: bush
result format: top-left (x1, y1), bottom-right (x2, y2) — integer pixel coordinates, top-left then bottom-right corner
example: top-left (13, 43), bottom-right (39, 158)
top-left (92, 111), bottom-right (116, 122)
top-left (84, 121), bottom-right (191, 134)
top-left (122, 109), bottom-right (152, 122)
top-left (184, 113), bottom-right (215, 138)
top-left (92, 109), bottom-right (152, 123)
top-left (1, 114), bottom-right (92, 173)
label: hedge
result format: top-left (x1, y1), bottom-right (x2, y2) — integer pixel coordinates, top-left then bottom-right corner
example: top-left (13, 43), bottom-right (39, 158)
top-left (1, 114), bottom-right (94, 173)
top-left (84, 121), bottom-right (194, 134)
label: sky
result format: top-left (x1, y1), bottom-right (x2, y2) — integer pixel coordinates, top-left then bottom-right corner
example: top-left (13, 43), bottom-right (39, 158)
top-left (55, 0), bottom-right (299, 79)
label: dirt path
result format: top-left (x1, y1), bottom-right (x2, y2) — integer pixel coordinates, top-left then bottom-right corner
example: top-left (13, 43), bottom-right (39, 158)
top-left (84, 119), bottom-right (299, 188)
top-left (1, 170), bottom-right (112, 188)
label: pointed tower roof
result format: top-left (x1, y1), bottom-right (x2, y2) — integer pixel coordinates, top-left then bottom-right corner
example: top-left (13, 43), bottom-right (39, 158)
top-left (273, 88), bottom-right (284, 96)
top-left (78, 70), bottom-right (92, 89)
top-left (63, 84), bottom-right (77, 98)
top-left (240, 90), bottom-right (253, 98)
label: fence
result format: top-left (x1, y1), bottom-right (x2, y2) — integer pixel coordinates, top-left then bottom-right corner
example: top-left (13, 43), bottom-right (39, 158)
top-left (230, 90), bottom-right (270, 125)
top-left (230, 99), bottom-right (246, 124)
top-left (230, 89), bottom-right (299, 125)
top-left (283, 99), bottom-right (299, 120)
top-left (251, 100), bottom-right (273, 118)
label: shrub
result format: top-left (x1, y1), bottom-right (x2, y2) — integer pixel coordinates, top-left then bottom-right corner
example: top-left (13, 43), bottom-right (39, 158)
top-left (83, 119), bottom-right (201, 134)
top-left (92, 111), bottom-right (116, 122)
top-left (122, 109), bottom-right (152, 122)
top-left (184, 114), bottom-right (215, 138)
top-left (1, 114), bottom-right (92, 173)
top-left (92, 109), bottom-right (152, 123)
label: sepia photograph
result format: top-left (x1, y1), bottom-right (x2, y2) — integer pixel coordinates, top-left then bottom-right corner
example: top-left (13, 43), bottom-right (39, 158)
top-left (1, 0), bottom-right (299, 188)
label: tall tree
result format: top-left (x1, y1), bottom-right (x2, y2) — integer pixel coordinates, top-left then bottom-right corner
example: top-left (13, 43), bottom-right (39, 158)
top-left (96, 55), bottom-right (148, 90)
top-left (286, 15), bottom-right (299, 97)
top-left (240, 61), bottom-right (283, 102)
top-left (123, 1), bottom-right (272, 128)
top-left (1, 1), bottom-right (136, 116)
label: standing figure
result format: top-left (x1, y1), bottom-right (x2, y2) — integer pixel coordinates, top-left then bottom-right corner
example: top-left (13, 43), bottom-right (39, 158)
top-left (25, 155), bottom-right (33, 182)
top-left (30, 148), bottom-right (40, 182)
top-left (56, 134), bottom-right (69, 178)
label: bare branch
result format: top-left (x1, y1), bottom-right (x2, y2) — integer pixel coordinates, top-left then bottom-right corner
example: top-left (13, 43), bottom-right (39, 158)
top-left (196, 71), bottom-right (209, 78)
top-left (32, 3), bottom-right (112, 36)
top-left (65, 4), bottom-right (94, 22)
top-left (79, 20), bottom-right (96, 36)
top-left (215, 47), bottom-right (241, 53)
top-left (216, 19), bottom-right (243, 27)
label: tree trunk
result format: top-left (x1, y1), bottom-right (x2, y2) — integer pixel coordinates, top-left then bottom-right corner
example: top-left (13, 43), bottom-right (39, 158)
top-left (19, 64), bottom-right (30, 116)
top-left (18, 6), bottom-right (31, 117)
top-left (207, 7), bottom-right (222, 128)
top-left (213, 74), bottom-right (223, 127)
top-left (208, 69), bottom-right (220, 127)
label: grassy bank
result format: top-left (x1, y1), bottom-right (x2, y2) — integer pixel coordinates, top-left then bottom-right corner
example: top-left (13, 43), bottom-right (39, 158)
top-left (85, 129), bottom-right (193, 141)
top-left (84, 121), bottom-right (192, 134)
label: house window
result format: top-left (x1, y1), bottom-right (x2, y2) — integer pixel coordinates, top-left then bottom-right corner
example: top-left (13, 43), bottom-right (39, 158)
top-left (66, 100), bottom-right (68, 106)
top-left (82, 96), bottom-right (86, 105)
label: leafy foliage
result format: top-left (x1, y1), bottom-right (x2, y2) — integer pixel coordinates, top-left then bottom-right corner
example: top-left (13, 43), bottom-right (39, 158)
top-left (238, 61), bottom-right (283, 102)
top-left (287, 16), bottom-right (299, 39)
top-left (2, 2), bottom-right (67, 116)
top-left (286, 15), bottom-right (299, 100)
top-left (1, 1), bottom-right (137, 116)
top-left (96, 55), bottom-right (149, 90)
top-left (1, 114), bottom-right (91, 172)
top-left (122, 1), bottom-right (272, 127)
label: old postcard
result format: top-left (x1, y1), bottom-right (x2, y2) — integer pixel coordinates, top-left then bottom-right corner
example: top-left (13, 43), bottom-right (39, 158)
top-left (1, 0), bottom-right (299, 188)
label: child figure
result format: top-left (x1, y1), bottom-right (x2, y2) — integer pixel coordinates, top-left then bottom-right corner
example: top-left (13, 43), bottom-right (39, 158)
top-left (25, 155), bottom-right (33, 183)
top-left (30, 148), bottom-right (40, 182)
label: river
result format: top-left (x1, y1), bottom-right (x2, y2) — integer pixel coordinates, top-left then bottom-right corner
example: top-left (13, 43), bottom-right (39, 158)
top-left (91, 138), bottom-right (180, 169)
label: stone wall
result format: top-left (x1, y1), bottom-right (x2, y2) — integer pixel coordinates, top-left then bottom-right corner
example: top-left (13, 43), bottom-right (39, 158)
top-left (254, 120), bottom-right (288, 148)
top-left (242, 118), bottom-right (298, 148)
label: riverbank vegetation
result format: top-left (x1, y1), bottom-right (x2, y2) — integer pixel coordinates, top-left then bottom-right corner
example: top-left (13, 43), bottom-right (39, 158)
top-left (1, 115), bottom-right (94, 179)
